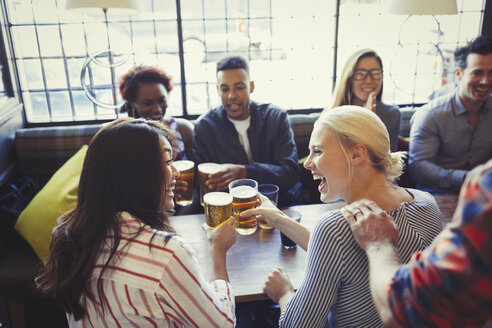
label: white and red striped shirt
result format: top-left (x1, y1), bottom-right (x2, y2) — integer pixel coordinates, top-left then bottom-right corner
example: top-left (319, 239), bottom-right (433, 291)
top-left (68, 212), bottom-right (235, 327)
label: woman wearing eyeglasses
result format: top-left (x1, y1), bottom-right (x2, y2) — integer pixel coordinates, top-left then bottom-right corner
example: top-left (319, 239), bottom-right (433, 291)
top-left (329, 49), bottom-right (401, 152)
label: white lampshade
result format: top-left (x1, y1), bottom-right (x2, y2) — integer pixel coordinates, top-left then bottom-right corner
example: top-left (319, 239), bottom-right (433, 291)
top-left (382, 0), bottom-right (458, 15)
top-left (65, 0), bottom-right (143, 12)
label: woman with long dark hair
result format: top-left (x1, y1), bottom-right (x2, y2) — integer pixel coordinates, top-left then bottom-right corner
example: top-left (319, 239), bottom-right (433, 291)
top-left (36, 118), bottom-right (236, 327)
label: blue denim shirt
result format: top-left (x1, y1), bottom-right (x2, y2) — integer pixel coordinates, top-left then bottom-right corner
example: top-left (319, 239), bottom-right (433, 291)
top-left (408, 88), bottom-right (492, 191)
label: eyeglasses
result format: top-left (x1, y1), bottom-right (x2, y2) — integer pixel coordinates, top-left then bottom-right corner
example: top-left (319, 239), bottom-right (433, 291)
top-left (352, 69), bottom-right (383, 81)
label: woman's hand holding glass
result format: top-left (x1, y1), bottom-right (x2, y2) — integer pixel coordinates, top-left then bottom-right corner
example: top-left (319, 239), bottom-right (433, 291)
top-left (240, 194), bottom-right (285, 228)
top-left (202, 217), bottom-right (237, 253)
top-left (202, 217), bottom-right (237, 282)
top-left (240, 194), bottom-right (311, 250)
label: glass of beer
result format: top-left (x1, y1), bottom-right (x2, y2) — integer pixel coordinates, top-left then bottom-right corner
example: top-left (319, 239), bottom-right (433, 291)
top-left (257, 184), bottom-right (279, 229)
top-left (173, 160), bottom-right (194, 206)
top-left (198, 163), bottom-right (221, 206)
top-left (203, 192), bottom-right (233, 227)
top-left (229, 179), bottom-right (258, 235)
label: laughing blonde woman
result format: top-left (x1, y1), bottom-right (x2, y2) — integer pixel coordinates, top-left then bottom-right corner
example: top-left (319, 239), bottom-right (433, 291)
top-left (243, 106), bottom-right (442, 327)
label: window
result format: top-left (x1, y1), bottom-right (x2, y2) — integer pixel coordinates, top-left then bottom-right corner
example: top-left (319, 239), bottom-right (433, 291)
top-left (0, 20), bottom-right (12, 102)
top-left (1, 0), bottom-right (487, 123)
top-left (0, 64), bottom-right (6, 100)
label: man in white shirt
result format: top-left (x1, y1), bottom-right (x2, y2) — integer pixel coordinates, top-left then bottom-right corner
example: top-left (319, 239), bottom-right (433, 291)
top-left (192, 56), bottom-right (301, 205)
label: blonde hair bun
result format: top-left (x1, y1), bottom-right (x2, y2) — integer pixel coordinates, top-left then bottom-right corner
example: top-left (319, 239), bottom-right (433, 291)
top-left (316, 106), bottom-right (404, 182)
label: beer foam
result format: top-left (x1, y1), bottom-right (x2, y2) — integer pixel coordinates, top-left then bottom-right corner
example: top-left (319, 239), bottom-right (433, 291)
top-left (230, 185), bottom-right (257, 198)
top-left (173, 160), bottom-right (194, 171)
top-left (198, 163), bottom-right (220, 174)
top-left (204, 192), bottom-right (233, 206)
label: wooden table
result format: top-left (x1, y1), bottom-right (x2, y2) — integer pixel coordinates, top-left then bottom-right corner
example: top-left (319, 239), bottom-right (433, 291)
top-left (170, 195), bottom-right (458, 303)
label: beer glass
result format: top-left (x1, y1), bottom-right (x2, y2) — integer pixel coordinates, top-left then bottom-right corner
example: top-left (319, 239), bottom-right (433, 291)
top-left (173, 160), bottom-right (194, 206)
top-left (203, 192), bottom-right (233, 227)
top-left (258, 184), bottom-right (279, 229)
top-left (280, 209), bottom-right (302, 249)
top-left (229, 179), bottom-right (258, 235)
top-left (198, 163), bottom-right (221, 206)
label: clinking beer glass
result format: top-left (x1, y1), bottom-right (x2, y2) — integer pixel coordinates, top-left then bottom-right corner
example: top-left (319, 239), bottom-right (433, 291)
top-left (198, 163), bottom-right (221, 206)
top-left (229, 179), bottom-right (258, 235)
top-left (203, 192), bottom-right (233, 227)
top-left (173, 160), bottom-right (194, 206)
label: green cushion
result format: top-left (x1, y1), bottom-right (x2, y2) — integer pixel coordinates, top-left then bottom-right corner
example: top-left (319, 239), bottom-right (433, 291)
top-left (14, 145), bottom-right (87, 262)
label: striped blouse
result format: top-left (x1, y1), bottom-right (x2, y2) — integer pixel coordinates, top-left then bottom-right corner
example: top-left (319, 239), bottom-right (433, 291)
top-left (68, 212), bottom-right (235, 328)
top-left (279, 189), bottom-right (443, 327)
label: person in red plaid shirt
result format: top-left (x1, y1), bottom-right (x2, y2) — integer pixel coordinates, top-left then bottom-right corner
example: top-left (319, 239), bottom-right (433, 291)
top-left (342, 159), bottom-right (492, 327)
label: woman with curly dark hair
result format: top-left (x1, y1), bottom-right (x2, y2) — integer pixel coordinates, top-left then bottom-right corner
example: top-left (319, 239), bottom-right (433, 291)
top-left (119, 65), bottom-right (194, 160)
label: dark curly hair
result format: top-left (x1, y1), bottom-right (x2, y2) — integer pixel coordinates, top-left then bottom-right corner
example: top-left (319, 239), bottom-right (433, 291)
top-left (119, 65), bottom-right (173, 104)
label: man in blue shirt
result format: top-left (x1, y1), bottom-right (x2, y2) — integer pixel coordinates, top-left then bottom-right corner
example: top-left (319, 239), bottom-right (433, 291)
top-left (408, 35), bottom-right (492, 192)
top-left (192, 56), bottom-right (302, 205)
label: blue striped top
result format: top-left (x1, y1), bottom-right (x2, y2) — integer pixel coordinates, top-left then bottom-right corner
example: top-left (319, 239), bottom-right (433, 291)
top-left (279, 189), bottom-right (443, 328)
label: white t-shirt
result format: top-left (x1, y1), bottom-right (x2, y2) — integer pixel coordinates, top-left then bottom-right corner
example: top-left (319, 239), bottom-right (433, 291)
top-left (229, 116), bottom-right (253, 163)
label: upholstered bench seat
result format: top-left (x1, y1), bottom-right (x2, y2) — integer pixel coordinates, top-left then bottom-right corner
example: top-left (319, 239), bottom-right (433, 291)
top-left (15, 124), bottom-right (103, 185)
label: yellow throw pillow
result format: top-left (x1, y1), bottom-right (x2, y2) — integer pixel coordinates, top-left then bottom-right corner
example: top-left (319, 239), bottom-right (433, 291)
top-left (15, 145), bottom-right (87, 262)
